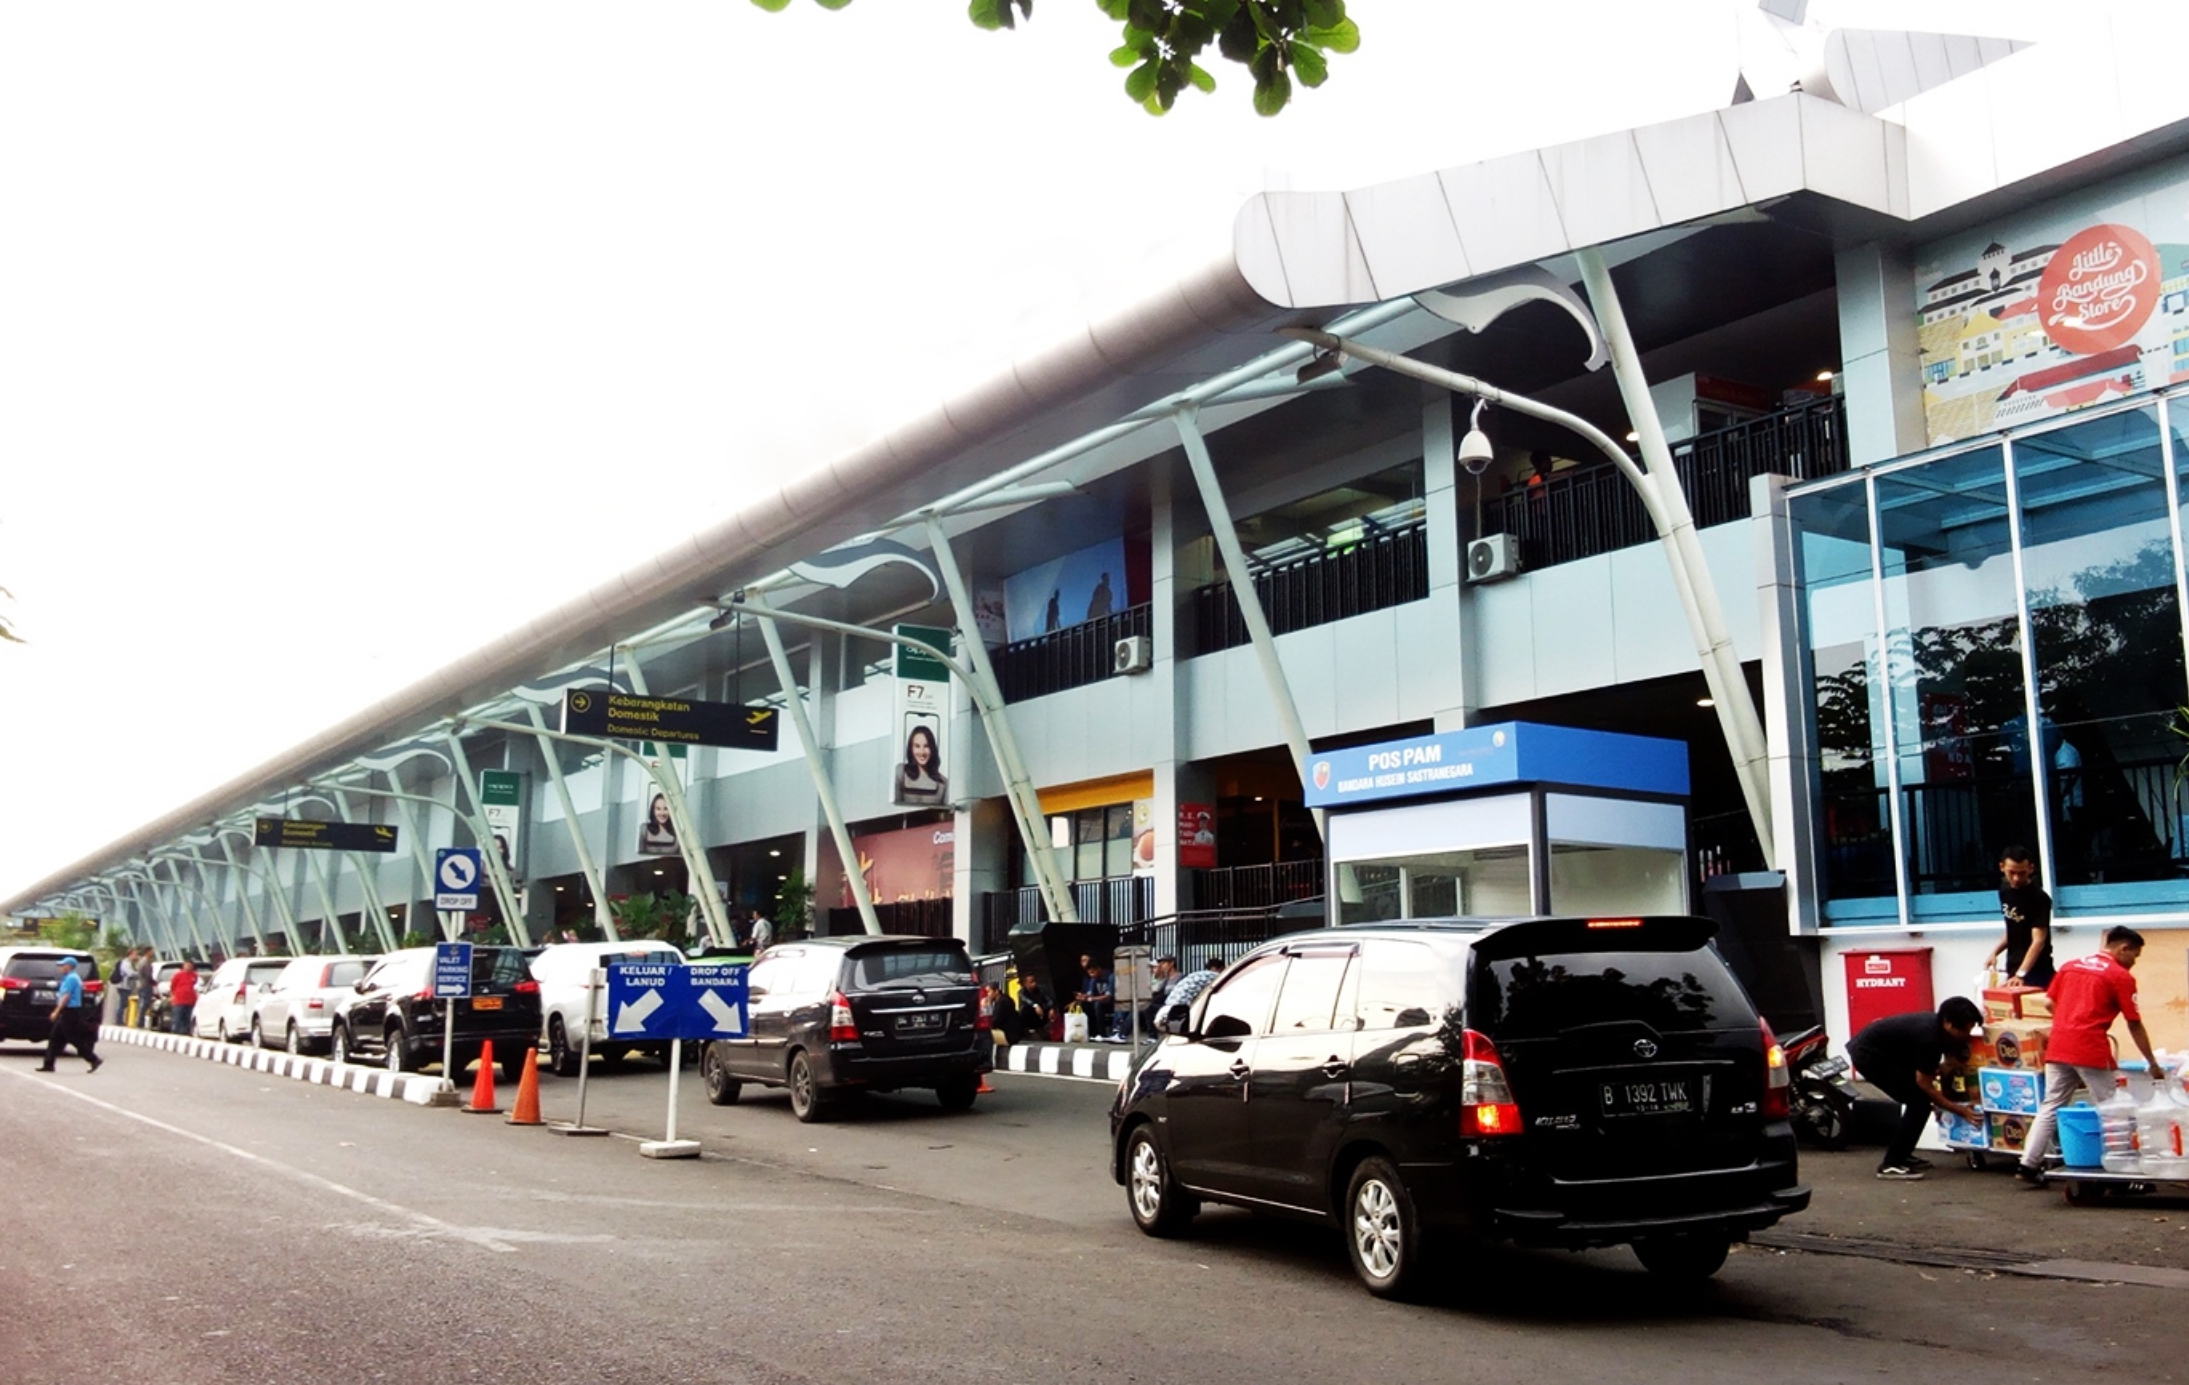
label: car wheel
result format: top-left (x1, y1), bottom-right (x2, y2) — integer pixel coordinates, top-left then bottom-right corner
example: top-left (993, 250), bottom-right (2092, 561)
top-left (286, 1023), bottom-right (304, 1056)
top-left (787, 1051), bottom-right (828, 1124)
top-left (701, 1044), bottom-right (742, 1106)
top-left (935, 1074), bottom-right (979, 1112)
top-left (250, 1018), bottom-right (266, 1049)
top-left (1632, 1235), bottom-right (1731, 1281)
top-left (1346, 1156), bottom-right (1425, 1299)
top-left (1125, 1125), bottom-right (1197, 1237)
top-left (548, 1016), bottom-right (581, 1079)
top-left (331, 1024), bottom-right (352, 1065)
top-left (385, 1027), bottom-right (409, 1074)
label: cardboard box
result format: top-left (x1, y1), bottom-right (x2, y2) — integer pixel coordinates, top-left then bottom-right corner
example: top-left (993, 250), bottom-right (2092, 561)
top-left (1984, 985), bottom-right (2046, 1021)
top-left (1979, 1066), bottom-right (2043, 1115)
top-left (1936, 1109), bottom-right (1988, 1148)
top-left (2020, 992), bottom-right (2052, 1020)
top-left (1963, 1036), bottom-right (1998, 1068)
top-left (1986, 1112), bottom-right (2032, 1154)
top-left (1985, 1021), bottom-right (2049, 1070)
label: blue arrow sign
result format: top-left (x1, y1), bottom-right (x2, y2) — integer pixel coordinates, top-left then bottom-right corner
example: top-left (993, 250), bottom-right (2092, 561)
top-left (606, 962), bottom-right (748, 1041)
top-left (432, 941), bottom-right (474, 998)
top-left (434, 848), bottom-right (483, 910)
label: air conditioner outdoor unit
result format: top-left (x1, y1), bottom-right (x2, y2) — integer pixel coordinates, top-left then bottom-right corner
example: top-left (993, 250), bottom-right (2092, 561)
top-left (1113, 635), bottom-right (1154, 674)
top-left (1467, 534), bottom-right (1522, 583)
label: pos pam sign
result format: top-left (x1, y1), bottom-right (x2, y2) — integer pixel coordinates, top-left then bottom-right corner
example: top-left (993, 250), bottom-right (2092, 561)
top-left (606, 962), bottom-right (749, 1041)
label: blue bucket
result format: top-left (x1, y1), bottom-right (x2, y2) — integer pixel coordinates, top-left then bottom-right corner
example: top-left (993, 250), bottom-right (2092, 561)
top-left (2058, 1105), bottom-right (2105, 1169)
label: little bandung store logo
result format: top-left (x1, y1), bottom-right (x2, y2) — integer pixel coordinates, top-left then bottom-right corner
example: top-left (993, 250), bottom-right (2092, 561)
top-left (2038, 223), bottom-right (2160, 356)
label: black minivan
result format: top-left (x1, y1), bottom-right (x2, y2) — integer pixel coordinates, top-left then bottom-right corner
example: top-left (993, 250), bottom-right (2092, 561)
top-left (329, 945), bottom-right (540, 1082)
top-left (699, 936), bottom-right (982, 1121)
top-left (1109, 917), bottom-right (1809, 1297)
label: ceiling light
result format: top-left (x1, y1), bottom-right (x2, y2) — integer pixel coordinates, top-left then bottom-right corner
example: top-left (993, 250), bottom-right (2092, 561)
top-left (777, 874), bottom-right (787, 881)
top-left (707, 609), bottom-right (735, 632)
top-left (768, 849), bottom-right (781, 858)
top-left (1625, 431), bottom-right (1640, 443)
top-left (652, 869), bottom-right (665, 876)
top-left (1815, 370), bottom-right (1835, 382)
top-left (1696, 696), bottom-right (1715, 708)
top-left (554, 885), bottom-right (565, 892)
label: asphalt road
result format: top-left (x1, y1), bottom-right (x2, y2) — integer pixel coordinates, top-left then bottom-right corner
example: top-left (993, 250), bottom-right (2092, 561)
top-left (2, 1039), bottom-right (2179, 1385)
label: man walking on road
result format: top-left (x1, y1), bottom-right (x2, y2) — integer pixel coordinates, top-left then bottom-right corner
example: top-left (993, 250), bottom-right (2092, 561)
top-left (1846, 996), bottom-right (1982, 1180)
top-left (39, 956), bottom-right (101, 1073)
top-left (2017, 926), bottom-right (2165, 1185)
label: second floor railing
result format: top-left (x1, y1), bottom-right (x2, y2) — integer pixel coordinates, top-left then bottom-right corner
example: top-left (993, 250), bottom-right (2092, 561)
top-left (1188, 859), bottom-right (1324, 910)
top-left (1193, 518), bottom-right (1428, 655)
top-left (978, 874), bottom-right (1155, 952)
top-left (994, 604), bottom-right (1152, 704)
top-left (1482, 395), bottom-right (1848, 571)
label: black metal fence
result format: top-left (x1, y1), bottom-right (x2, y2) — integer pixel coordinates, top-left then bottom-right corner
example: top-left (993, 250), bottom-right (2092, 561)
top-left (823, 898), bottom-right (953, 939)
top-left (994, 604), bottom-right (1153, 704)
top-left (1193, 519), bottom-right (1429, 655)
top-left (1188, 859), bottom-right (1324, 910)
top-left (1482, 396), bottom-right (1848, 571)
top-left (977, 875), bottom-right (1155, 953)
top-left (1117, 901), bottom-right (1327, 971)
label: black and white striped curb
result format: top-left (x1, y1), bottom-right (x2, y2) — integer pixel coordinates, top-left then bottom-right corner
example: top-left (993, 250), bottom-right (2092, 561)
top-left (98, 1024), bottom-right (454, 1106)
top-left (997, 1041), bottom-right (1141, 1082)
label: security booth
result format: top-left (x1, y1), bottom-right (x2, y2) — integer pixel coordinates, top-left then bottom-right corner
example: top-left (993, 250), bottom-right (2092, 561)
top-left (1302, 721), bottom-right (1690, 922)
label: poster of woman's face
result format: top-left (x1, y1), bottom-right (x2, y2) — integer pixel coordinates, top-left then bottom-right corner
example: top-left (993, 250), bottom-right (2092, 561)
top-left (893, 715), bottom-right (948, 807)
top-left (637, 792), bottom-right (680, 855)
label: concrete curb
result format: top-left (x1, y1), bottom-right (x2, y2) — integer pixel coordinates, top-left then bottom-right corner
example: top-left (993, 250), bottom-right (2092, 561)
top-left (997, 1040), bottom-right (1141, 1082)
top-left (97, 1024), bottom-right (450, 1106)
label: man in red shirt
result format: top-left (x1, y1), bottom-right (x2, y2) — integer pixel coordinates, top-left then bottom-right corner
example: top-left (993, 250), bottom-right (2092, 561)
top-left (2016, 926), bottom-right (2165, 1184)
top-left (167, 960), bottom-right (199, 1037)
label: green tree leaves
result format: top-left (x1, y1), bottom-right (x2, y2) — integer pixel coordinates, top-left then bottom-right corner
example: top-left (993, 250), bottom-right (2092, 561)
top-left (755, 0), bottom-right (1355, 115)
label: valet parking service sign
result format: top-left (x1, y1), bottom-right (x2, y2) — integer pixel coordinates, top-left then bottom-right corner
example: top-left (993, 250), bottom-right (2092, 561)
top-left (1914, 155), bottom-right (2189, 445)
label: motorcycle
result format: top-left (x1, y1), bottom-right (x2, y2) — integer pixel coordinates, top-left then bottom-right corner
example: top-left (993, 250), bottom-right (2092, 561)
top-left (1777, 1024), bottom-right (1858, 1150)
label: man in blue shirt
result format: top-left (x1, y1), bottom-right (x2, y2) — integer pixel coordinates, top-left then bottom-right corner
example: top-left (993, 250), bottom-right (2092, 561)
top-left (39, 956), bottom-right (101, 1073)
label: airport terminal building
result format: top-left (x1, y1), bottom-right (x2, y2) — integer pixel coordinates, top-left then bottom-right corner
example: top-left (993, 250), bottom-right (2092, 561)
top-left (12, 20), bottom-right (2189, 1050)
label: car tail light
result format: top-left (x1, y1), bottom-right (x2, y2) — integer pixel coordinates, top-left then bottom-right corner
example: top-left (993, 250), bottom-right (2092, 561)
top-left (306, 998), bottom-right (325, 1011)
top-left (85, 980), bottom-right (104, 996)
top-left (0, 978), bottom-right (26, 991)
top-left (512, 980), bottom-right (539, 995)
top-left (415, 986), bottom-right (438, 1001)
top-left (1458, 1029), bottom-right (1522, 1137)
top-left (1761, 1019), bottom-right (1790, 1120)
top-left (828, 991), bottom-right (858, 1043)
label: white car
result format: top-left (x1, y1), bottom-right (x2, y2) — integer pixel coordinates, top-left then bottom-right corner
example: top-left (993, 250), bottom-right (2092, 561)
top-left (250, 954), bottom-right (378, 1054)
top-left (530, 940), bottom-right (686, 1076)
top-left (197, 958), bottom-right (292, 1042)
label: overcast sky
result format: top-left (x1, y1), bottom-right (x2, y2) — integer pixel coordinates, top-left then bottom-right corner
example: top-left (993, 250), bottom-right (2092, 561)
top-left (0, 1), bottom-right (2066, 904)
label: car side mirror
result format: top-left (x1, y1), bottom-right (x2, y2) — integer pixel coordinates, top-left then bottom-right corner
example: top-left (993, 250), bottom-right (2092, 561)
top-left (1158, 1011), bottom-right (1188, 1037)
top-left (1204, 1014), bottom-right (1251, 1041)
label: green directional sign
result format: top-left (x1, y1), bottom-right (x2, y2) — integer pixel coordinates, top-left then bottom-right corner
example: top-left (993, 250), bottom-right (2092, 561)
top-left (561, 689), bottom-right (779, 751)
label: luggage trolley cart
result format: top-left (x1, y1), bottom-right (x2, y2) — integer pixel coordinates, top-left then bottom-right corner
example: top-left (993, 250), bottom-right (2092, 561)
top-left (2042, 1167), bottom-right (2189, 1207)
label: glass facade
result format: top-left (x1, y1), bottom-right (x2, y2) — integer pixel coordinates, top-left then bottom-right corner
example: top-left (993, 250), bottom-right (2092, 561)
top-left (1791, 398), bottom-right (2189, 924)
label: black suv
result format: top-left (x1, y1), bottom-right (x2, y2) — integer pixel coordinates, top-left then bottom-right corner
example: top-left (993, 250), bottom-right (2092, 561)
top-left (0, 948), bottom-right (103, 1045)
top-left (1109, 917), bottom-right (1809, 1297)
top-left (329, 945), bottom-right (540, 1082)
top-left (699, 936), bottom-right (982, 1122)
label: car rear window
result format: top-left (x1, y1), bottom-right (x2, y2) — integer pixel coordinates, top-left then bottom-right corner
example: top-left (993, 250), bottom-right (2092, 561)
top-left (854, 948), bottom-right (972, 988)
top-left (4, 956), bottom-right (95, 982)
top-left (474, 948), bottom-right (533, 987)
top-left (1471, 947), bottom-right (1754, 1038)
top-left (325, 960), bottom-right (371, 988)
top-left (246, 962), bottom-right (288, 983)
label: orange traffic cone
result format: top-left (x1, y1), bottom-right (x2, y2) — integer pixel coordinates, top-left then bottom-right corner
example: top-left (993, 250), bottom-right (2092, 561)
top-left (506, 1047), bottom-right (543, 1126)
top-left (976, 1069), bottom-right (997, 1095)
top-left (462, 1040), bottom-right (501, 1114)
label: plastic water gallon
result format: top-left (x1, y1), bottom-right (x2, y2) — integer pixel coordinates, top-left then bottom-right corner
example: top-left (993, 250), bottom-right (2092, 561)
top-left (2134, 1086), bottom-right (2185, 1179)
top-left (2098, 1079), bottom-right (2142, 1174)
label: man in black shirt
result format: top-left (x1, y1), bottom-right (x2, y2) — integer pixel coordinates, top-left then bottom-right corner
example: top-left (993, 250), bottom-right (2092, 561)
top-left (1846, 997), bottom-right (1984, 1180)
top-left (1986, 845), bottom-right (2055, 988)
